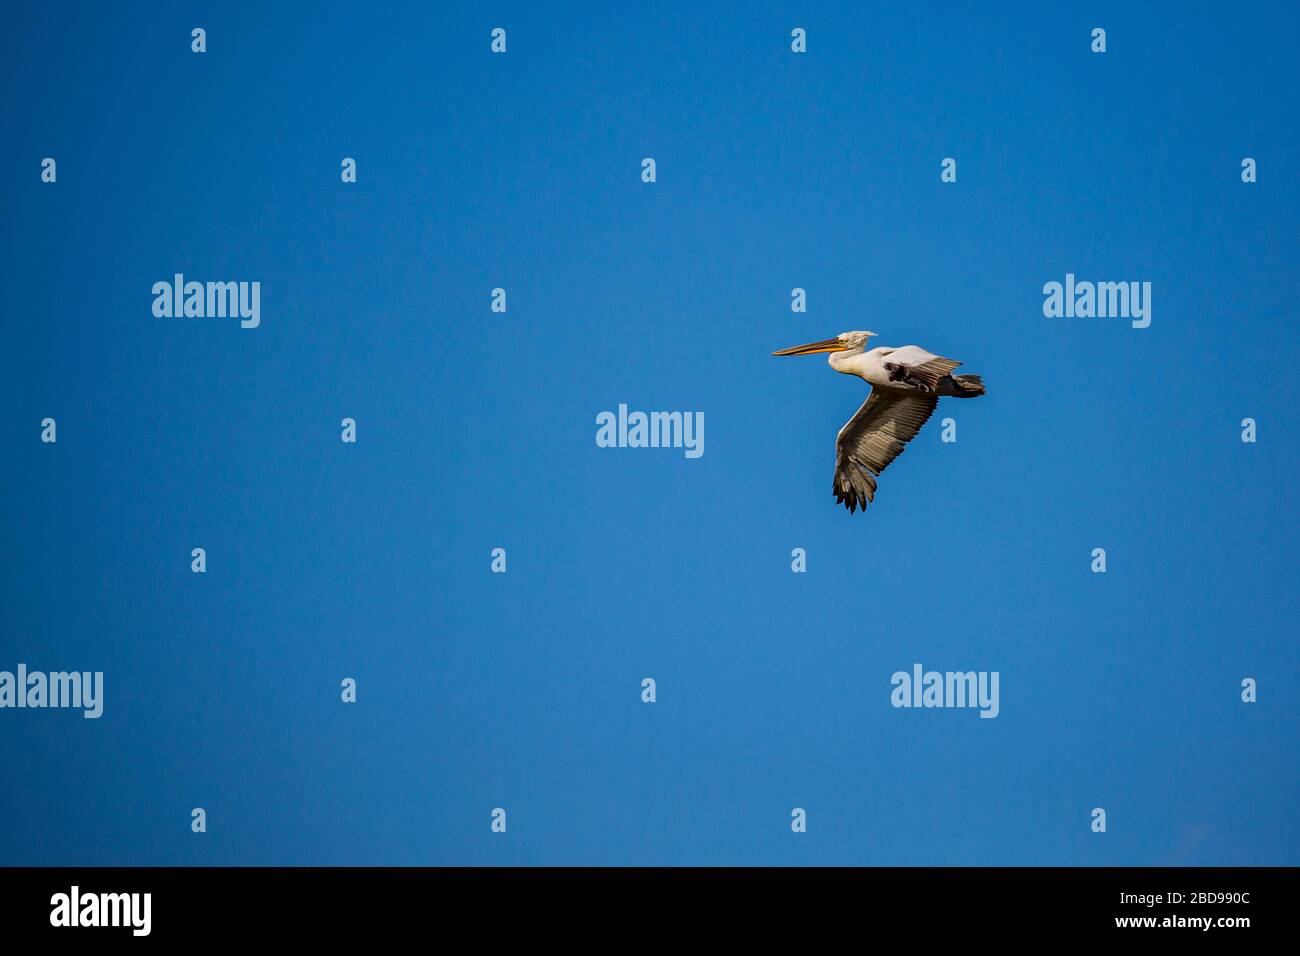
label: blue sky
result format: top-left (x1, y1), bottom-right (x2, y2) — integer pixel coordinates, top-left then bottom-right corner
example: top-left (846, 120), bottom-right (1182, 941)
top-left (2, 2), bottom-right (1297, 865)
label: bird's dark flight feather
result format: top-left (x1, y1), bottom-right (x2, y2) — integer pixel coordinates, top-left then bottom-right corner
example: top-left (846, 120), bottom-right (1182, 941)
top-left (832, 390), bottom-right (939, 512)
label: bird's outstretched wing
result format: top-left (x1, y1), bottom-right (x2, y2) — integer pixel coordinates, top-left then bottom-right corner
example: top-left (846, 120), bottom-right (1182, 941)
top-left (832, 389), bottom-right (939, 512)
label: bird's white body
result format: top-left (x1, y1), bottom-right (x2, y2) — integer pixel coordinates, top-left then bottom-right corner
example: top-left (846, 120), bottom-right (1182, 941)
top-left (829, 345), bottom-right (940, 389)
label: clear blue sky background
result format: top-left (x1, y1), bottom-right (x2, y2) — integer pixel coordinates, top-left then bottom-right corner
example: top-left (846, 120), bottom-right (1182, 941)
top-left (2, 2), bottom-right (1297, 866)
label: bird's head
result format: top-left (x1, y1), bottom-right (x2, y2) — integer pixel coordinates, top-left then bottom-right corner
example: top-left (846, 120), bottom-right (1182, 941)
top-left (772, 331), bottom-right (876, 357)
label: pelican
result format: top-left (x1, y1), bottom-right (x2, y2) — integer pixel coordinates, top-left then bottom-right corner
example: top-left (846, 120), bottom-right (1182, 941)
top-left (773, 331), bottom-right (985, 512)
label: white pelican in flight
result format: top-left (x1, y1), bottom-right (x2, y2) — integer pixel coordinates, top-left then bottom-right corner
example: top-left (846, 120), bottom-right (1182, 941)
top-left (773, 331), bottom-right (985, 512)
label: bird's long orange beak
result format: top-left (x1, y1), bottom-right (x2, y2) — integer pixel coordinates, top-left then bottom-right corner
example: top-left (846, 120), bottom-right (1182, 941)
top-left (772, 337), bottom-right (848, 356)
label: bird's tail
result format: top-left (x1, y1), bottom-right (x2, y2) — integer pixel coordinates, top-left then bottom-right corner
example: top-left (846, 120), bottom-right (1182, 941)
top-left (940, 373), bottom-right (985, 398)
